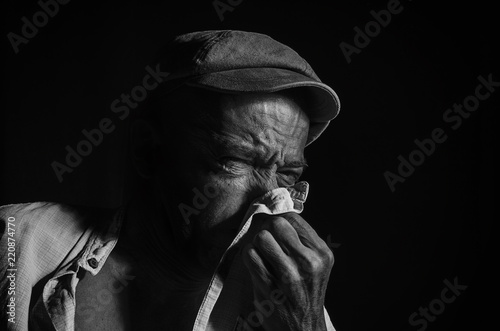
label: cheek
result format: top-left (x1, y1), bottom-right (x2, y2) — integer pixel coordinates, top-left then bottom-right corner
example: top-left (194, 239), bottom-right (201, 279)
top-left (192, 174), bottom-right (264, 239)
top-left (196, 182), bottom-right (249, 229)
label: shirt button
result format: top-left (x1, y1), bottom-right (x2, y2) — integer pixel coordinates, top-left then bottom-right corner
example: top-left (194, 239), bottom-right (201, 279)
top-left (88, 258), bottom-right (98, 269)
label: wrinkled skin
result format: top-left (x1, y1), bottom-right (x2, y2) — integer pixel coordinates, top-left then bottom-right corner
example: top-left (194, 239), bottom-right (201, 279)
top-left (120, 91), bottom-right (334, 330)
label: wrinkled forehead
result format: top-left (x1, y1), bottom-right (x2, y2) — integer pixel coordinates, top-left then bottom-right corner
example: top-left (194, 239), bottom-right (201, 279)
top-left (204, 92), bottom-right (310, 162)
top-left (216, 92), bottom-right (310, 139)
top-left (154, 88), bottom-right (310, 147)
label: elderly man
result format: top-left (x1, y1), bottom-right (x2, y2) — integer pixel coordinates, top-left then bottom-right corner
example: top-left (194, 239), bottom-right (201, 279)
top-left (1, 30), bottom-right (340, 330)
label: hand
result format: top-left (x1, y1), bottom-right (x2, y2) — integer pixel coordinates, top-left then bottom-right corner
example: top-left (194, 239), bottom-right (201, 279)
top-left (242, 212), bottom-right (334, 331)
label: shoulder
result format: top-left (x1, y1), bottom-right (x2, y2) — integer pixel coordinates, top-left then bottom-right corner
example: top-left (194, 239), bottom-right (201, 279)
top-left (0, 201), bottom-right (117, 237)
top-left (0, 202), bottom-right (118, 279)
top-left (1, 201), bottom-right (85, 227)
top-left (0, 202), bottom-right (90, 264)
top-left (1, 202), bottom-right (85, 245)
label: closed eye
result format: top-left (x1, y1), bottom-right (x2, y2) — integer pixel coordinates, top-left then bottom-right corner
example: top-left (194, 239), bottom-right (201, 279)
top-left (217, 156), bottom-right (252, 175)
top-left (219, 156), bottom-right (252, 166)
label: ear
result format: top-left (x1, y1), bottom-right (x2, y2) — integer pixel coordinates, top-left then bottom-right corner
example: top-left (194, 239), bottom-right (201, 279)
top-left (130, 119), bottom-right (162, 179)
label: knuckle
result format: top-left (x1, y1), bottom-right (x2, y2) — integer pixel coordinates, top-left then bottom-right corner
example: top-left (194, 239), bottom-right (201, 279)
top-left (280, 269), bottom-right (302, 284)
top-left (302, 255), bottom-right (324, 274)
top-left (268, 216), bottom-right (288, 230)
top-left (310, 257), bottom-right (324, 273)
top-left (253, 229), bottom-right (271, 245)
top-left (326, 249), bottom-right (335, 265)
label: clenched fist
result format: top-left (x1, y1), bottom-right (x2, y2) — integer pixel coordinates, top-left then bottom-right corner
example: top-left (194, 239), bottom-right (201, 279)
top-left (242, 212), bottom-right (334, 331)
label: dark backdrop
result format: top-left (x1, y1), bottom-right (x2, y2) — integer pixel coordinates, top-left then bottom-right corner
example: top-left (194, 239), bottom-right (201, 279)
top-left (2, 0), bottom-right (498, 330)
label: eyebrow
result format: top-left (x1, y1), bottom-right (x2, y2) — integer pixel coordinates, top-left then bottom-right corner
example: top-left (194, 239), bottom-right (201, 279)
top-left (218, 140), bottom-right (255, 159)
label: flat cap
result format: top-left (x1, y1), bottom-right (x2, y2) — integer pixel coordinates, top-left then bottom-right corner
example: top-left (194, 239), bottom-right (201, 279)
top-left (156, 30), bottom-right (341, 145)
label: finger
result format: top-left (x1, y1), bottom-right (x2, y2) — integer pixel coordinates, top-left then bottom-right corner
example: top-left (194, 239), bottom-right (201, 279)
top-left (279, 213), bottom-right (328, 251)
top-left (252, 229), bottom-right (297, 278)
top-left (242, 243), bottom-right (275, 293)
top-left (259, 216), bottom-right (306, 257)
top-left (261, 215), bottom-right (334, 277)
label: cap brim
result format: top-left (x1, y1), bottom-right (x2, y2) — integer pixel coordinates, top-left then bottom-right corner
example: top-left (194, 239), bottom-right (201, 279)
top-left (163, 68), bottom-right (341, 145)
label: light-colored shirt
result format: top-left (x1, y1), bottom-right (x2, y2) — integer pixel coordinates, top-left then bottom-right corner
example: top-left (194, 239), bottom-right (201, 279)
top-left (0, 182), bottom-right (335, 330)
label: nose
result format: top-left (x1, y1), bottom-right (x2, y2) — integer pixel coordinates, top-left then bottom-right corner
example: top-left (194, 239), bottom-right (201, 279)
top-left (246, 164), bottom-right (279, 201)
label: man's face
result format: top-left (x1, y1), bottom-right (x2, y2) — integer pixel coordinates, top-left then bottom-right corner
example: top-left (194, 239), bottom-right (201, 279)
top-left (156, 91), bottom-right (310, 268)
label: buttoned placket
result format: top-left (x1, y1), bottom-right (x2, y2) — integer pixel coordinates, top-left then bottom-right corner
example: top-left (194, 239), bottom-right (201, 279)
top-left (40, 208), bottom-right (124, 331)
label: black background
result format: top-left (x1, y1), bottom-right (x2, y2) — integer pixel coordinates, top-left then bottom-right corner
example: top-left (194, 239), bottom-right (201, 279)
top-left (1, 0), bottom-right (498, 330)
